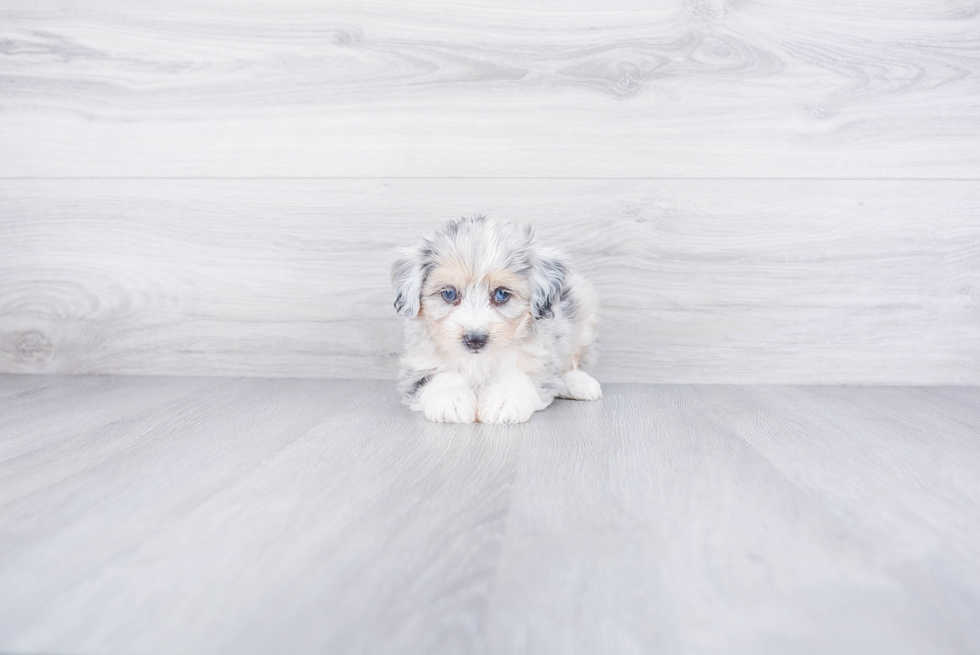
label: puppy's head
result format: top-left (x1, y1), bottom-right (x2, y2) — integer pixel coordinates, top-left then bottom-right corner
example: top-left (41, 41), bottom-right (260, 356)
top-left (391, 216), bottom-right (567, 355)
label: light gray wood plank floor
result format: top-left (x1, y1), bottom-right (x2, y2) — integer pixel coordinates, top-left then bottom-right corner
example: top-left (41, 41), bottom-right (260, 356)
top-left (1, 375), bottom-right (978, 654)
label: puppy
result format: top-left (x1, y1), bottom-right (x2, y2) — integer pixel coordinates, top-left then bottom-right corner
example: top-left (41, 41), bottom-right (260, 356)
top-left (391, 215), bottom-right (601, 424)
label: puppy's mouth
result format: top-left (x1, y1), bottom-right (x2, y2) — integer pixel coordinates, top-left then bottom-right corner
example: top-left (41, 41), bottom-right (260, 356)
top-left (461, 332), bottom-right (489, 353)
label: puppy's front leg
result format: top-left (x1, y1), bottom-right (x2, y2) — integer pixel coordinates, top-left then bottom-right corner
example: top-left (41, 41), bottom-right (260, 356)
top-left (478, 369), bottom-right (549, 424)
top-left (559, 369), bottom-right (602, 401)
top-left (418, 371), bottom-right (478, 423)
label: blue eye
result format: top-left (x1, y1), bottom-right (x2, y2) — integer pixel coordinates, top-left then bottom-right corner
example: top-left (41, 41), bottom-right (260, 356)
top-left (493, 288), bottom-right (510, 303)
top-left (441, 288), bottom-right (457, 302)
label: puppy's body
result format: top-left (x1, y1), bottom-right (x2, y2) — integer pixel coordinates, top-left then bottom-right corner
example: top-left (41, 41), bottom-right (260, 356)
top-left (391, 216), bottom-right (601, 424)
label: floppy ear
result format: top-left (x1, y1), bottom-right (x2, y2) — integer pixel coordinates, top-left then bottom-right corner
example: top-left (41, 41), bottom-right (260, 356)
top-left (528, 246), bottom-right (568, 319)
top-left (391, 245), bottom-right (429, 317)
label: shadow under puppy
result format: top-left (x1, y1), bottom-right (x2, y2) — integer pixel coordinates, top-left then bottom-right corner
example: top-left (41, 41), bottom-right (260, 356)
top-left (391, 216), bottom-right (601, 424)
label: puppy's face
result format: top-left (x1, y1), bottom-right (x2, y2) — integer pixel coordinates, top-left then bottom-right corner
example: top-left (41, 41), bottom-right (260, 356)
top-left (421, 256), bottom-right (531, 355)
top-left (392, 216), bottom-right (568, 355)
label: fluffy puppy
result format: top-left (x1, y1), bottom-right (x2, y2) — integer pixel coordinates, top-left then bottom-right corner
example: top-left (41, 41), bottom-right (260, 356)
top-left (391, 216), bottom-right (601, 424)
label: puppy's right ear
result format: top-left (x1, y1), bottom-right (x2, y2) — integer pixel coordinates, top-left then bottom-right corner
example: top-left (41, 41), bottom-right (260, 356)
top-left (391, 245), bottom-right (428, 317)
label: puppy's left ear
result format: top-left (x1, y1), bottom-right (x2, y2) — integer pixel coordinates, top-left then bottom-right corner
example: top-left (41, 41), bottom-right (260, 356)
top-left (391, 245), bottom-right (429, 317)
top-left (528, 246), bottom-right (568, 319)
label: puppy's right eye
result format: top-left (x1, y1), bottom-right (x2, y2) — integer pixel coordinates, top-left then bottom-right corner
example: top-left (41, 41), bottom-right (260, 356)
top-left (441, 287), bottom-right (457, 302)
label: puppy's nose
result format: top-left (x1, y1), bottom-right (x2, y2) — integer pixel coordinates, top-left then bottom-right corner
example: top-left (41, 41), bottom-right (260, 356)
top-left (462, 332), bottom-right (488, 352)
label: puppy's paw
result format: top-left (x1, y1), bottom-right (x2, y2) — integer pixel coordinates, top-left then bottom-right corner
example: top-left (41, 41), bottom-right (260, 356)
top-left (422, 387), bottom-right (477, 423)
top-left (561, 369), bottom-right (602, 401)
top-left (478, 390), bottom-right (537, 424)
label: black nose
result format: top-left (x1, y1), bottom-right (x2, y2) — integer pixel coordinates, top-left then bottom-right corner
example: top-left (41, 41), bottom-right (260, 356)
top-left (462, 332), bottom-right (488, 351)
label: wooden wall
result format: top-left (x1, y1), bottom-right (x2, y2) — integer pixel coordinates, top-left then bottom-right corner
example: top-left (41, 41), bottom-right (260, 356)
top-left (1, 0), bottom-right (978, 383)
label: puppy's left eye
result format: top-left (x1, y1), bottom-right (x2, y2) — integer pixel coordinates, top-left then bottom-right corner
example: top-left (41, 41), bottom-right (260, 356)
top-left (493, 288), bottom-right (511, 304)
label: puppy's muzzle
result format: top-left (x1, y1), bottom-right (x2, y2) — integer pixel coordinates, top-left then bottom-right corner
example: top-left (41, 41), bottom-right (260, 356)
top-left (462, 332), bottom-right (488, 352)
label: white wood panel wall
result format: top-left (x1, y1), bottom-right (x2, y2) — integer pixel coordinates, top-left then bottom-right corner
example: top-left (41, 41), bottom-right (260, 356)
top-left (2, 0), bottom-right (980, 177)
top-left (2, 179), bottom-right (978, 384)
top-left (1, 1), bottom-right (979, 383)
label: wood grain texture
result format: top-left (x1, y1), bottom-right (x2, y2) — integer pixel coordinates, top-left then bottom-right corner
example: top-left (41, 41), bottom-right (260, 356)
top-left (1, 0), bottom-right (979, 177)
top-left (1, 375), bottom-right (979, 653)
top-left (1, 178), bottom-right (977, 384)
top-left (486, 383), bottom-right (980, 654)
top-left (0, 375), bottom-right (525, 654)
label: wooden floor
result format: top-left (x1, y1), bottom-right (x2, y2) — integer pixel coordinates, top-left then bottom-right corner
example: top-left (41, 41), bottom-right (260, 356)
top-left (1, 375), bottom-right (978, 654)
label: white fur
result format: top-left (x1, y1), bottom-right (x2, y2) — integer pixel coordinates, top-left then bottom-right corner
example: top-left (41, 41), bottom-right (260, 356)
top-left (479, 369), bottom-right (550, 424)
top-left (391, 216), bottom-right (601, 424)
top-left (561, 369), bottom-right (603, 401)
top-left (417, 371), bottom-right (477, 423)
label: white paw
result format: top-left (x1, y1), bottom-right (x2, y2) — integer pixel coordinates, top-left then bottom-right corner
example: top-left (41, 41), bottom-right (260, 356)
top-left (561, 370), bottom-right (602, 401)
top-left (421, 387), bottom-right (477, 423)
top-left (478, 390), bottom-right (537, 424)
